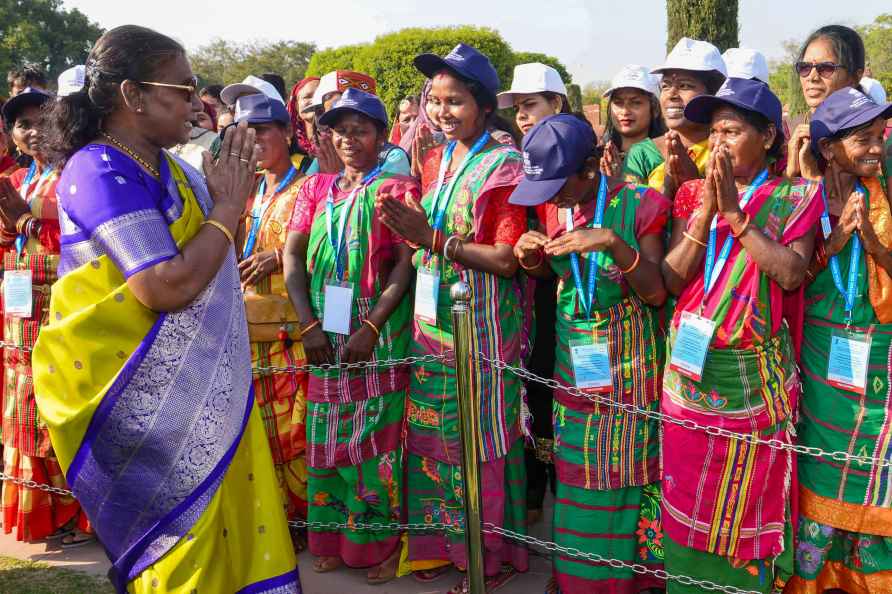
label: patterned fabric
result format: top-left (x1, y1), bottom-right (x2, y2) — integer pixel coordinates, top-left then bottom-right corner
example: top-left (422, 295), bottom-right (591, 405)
top-left (622, 138), bottom-right (664, 185)
top-left (307, 449), bottom-right (402, 567)
top-left (243, 168), bottom-right (309, 520)
top-left (406, 441), bottom-right (529, 576)
top-left (671, 177), bottom-right (823, 349)
top-left (33, 149), bottom-right (300, 592)
top-left (553, 482), bottom-right (665, 594)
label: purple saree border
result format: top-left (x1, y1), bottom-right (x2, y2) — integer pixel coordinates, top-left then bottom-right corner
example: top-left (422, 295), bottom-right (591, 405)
top-left (66, 312), bottom-right (167, 486)
top-left (237, 568), bottom-right (302, 594)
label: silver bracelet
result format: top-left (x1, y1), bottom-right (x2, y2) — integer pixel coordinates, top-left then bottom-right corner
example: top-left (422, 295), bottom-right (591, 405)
top-left (443, 235), bottom-right (463, 261)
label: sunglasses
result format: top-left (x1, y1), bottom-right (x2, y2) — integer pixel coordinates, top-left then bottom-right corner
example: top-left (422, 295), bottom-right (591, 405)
top-left (795, 61), bottom-right (844, 79)
top-left (137, 76), bottom-right (199, 102)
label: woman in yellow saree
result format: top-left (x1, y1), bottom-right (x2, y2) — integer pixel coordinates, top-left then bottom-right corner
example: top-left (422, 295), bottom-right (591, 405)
top-left (31, 25), bottom-right (301, 593)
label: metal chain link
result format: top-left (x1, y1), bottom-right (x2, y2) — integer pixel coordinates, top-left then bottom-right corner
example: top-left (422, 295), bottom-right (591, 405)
top-left (253, 352), bottom-right (451, 376)
top-left (480, 354), bottom-right (892, 470)
top-left (0, 470), bottom-right (74, 497)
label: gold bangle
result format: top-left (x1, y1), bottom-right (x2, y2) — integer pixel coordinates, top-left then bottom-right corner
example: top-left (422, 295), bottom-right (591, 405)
top-left (300, 320), bottom-right (320, 337)
top-left (519, 251), bottom-right (544, 271)
top-left (363, 319), bottom-right (381, 338)
top-left (15, 213), bottom-right (33, 235)
top-left (682, 231), bottom-right (708, 248)
top-left (202, 219), bottom-right (234, 244)
top-left (620, 249), bottom-right (640, 274)
top-left (731, 213), bottom-right (752, 238)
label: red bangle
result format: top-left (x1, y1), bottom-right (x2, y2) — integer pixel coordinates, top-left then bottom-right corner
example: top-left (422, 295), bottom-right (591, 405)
top-left (519, 250), bottom-right (544, 271)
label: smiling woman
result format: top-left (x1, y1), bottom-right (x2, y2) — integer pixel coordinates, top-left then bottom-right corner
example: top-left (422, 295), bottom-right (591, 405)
top-left (32, 24), bottom-right (301, 594)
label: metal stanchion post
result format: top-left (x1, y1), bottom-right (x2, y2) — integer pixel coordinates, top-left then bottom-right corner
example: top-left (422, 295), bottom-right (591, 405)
top-left (450, 281), bottom-right (485, 594)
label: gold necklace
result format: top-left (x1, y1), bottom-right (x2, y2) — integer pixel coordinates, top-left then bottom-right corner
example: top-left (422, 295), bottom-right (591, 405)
top-left (101, 132), bottom-right (160, 178)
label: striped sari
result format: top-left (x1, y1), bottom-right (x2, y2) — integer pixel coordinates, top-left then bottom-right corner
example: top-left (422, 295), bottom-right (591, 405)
top-left (33, 145), bottom-right (300, 593)
top-left (290, 172), bottom-right (415, 567)
top-left (538, 182), bottom-right (669, 593)
top-left (405, 143), bottom-right (529, 576)
top-left (662, 176), bottom-right (822, 593)
top-left (787, 176), bottom-right (892, 594)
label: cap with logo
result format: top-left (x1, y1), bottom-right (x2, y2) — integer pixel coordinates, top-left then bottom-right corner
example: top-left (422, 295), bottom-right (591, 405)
top-left (722, 48), bottom-right (769, 83)
top-left (810, 86), bottom-right (892, 157)
top-left (652, 37), bottom-right (728, 80)
top-left (604, 64), bottom-right (660, 98)
top-left (508, 114), bottom-right (597, 207)
top-left (2, 87), bottom-right (54, 127)
top-left (318, 88), bottom-right (389, 129)
top-left (221, 75), bottom-right (285, 107)
top-left (497, 63), bottom-right (568, 109)
top-left (234, 93), bottom-right (291, 126)
top-left (860, 77), bottom-right (888, 105)
top-left (414, 43), bottom-right (500, 98)
top-left (304, 70), bottom-right (377, 113)
top-left (684, 77), bottom-right (783, 133)
top-left (57, 65), bottom-right (86, 97)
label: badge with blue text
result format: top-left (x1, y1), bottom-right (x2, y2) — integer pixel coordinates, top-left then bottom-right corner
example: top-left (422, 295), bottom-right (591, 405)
top-left (670, 311), bottom-right (717, 382)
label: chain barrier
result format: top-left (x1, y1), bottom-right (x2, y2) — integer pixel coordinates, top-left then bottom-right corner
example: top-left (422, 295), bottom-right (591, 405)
top-left (252, 352), bottom-right (450, 376)
top-left (287, 519), bottom-right (760, 594)
top-left (0, 470), bottom-right (74, 497)
top-left (479, 354), bottom-right (892, 470)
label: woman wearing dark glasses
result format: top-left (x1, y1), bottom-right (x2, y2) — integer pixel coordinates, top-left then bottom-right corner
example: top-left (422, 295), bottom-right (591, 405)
top-left (787, 25), bottom-right (865, 179)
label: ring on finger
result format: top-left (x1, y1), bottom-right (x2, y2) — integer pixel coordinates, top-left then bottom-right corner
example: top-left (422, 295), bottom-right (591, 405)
top-left (229, 152), bottom-right (240, 158)
top-left (240, 158), bottom-right (250, 163)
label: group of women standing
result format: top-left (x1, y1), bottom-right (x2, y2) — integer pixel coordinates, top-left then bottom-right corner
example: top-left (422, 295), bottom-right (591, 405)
top-left (0, 16), bottom-right (885, 594)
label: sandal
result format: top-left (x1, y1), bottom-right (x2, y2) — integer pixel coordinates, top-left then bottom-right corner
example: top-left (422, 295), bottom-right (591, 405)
top-left (47, 527), bottom-right (73, 541)
top-left (312, 556), bottom-right (342, 573)
top-left (366, 547), bottom-right (400, 585)
top-left (60, 531), bottom-right (96, 549)
top-left (413, 566), bottom-right (449, 583)
top-left (446, 567), bottom-right (518, 594)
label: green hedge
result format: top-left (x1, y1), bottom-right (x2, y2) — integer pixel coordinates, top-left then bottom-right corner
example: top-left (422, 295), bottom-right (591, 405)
top-left (306, 25), bottom-right (571, 119)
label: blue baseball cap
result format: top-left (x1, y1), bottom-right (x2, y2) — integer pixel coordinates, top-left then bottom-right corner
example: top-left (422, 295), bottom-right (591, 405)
top-left (234, 92), bottom-right (290, 126)
top-left (2, 87), bottom-right (53, 128)
top-left (684, 77), bottom-right (783, 133)
top-left (810, 87), bottom-right (892, 157)
top-left (508, 114), bottom-right (597, 207)
top-left (318, 88), bottom-right (389, 129)
top-left (414, 43), bottom-right (500, 98)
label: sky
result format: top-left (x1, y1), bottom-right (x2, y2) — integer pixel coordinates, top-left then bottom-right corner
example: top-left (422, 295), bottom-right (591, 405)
top-left (63, 0), bottom-right (889, 86)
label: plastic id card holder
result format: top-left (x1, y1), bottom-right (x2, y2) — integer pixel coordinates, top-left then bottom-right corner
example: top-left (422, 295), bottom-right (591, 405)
top-left (414, 269), bottom-right (440, 325)
top-left (827, 329), bottom-right (871, 395)
top-left (323, 281), bottom-right (353, 335)
top-left (669, 311), bottom-right (716, 382)
top-left (3, 270), bottom-right (32, 318)
top-left (570, 338), bottom-right (612, 392)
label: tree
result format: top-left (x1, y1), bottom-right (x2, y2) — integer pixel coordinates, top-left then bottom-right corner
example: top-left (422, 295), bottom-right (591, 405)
top-left (190, 39), bottom-right (316, 88)
top-left (305, 26), bottom-right (569, 119)
top-left (768, 39), bottom-right (808, 118)
top-left (858, 13), bottom-right (892, 94)
top-left (666, 0), bottom-right (738, 52)
top-left (0, 0), bottom-right (103, 90)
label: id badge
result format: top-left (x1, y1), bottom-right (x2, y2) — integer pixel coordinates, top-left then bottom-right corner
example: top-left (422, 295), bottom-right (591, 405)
top-left (669, 311), bottom-right (717, 382)
top-left (322, 282), bottom-right (353, 335)
top-left (827, 329), bottom-right (871, 394)
top-left (570, 337), bottom-right (611, 392)
top-left (3, 270), bottom-right (33, 318)
top-left (414, 269), bottom-right (440, 325)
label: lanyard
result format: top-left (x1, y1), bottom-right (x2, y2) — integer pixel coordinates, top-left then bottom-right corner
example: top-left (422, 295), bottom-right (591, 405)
top-left (567, 173), bottom-right (609, 318)
top-left (820, 182), bottom-right (864, 322)
top-left (424, 131), bottom-right (490, 264)
top-left (703, 169), bottom-right (769, 299)
top-left (241, 165), bottom-right (298, 259)
top-left (15, 164), bottom-right (54, 257)
top-left (326, 166), bottom-right (381, 281)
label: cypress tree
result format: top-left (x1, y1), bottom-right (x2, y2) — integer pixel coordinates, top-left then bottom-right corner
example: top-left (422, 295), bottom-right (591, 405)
top-left (666, 0), bottom-right (739, 52)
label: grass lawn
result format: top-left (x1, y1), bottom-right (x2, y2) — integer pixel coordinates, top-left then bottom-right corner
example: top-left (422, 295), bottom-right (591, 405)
top-left (0, 556), bottom-right (114, 594)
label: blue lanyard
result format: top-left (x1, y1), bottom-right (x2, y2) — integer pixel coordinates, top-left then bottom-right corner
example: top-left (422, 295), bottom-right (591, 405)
top-left (241, 165), bottom-right (298, 259)
top-left (704, 169), bottom-right (769, 298)
top-left (567, 173), bottom-right (608, 318)
top-left (819, 182), bottom-right (864, 322)
top-left (427, 131), bottom-right (490, 250)
top-left (326, 166), bottom-right (381, 281)
top-left (15, 164), bottom-right (53, 257)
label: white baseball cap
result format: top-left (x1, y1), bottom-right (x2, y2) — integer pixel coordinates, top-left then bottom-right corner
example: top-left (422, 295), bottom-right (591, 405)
top-left (304, 71), bottom-right (339, 112)
top-left (497, 63), bottom-right (568, 109)
top-left (652, 37), bottom-right (727, 80)
top-left (722, 48), bottom-right (769, 83)
top-left (57, 65), bottom-right (86, 97)
top-left (221, 75), bottom-right (284, 107)
top-left (603, 64), bottom-right (660, 98)
top-left (861, 77), bottom-right (888, 105)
